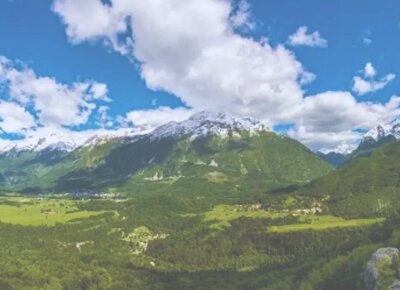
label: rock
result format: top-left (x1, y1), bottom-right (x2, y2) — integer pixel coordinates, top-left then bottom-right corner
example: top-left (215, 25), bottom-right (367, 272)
top-left (364, 247), bottom-right (400, 290)
top-left (391, 280), bottom-right (400, 290)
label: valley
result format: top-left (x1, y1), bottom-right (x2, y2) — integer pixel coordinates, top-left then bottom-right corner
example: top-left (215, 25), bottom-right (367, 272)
top-left (0, 112), bottom-right (399, 289)
top-left (3, 0), bottom-right (400, 288)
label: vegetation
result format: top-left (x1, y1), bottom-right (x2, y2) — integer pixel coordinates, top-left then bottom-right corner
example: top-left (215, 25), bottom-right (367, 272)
top-left (0, 132), bottom-right (332, 197)
top-left (0, 192), bottom-right (394, 289)
top-left (1, 130), bottom-right (400, 289)
top-left (267, 215), bottom-right (384, 233)
top-left (0, 197), bottom-right (108, 226)
top-left (290, 141), bottom-right (400, 218)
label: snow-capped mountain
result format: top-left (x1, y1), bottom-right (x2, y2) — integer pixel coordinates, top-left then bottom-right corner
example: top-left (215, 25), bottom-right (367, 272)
top-left (151, 111), bottom-right (269, 140)
top-left (0, 127), bottom-right (148, 153)
top-left (0, 111), bottom-right (332, 195)
top-left (341, 118), bottom-right (400, 163)
top-left (364, 119), bottom-right (400, 142)
top-left (0, 111), bottom-right (269, 154)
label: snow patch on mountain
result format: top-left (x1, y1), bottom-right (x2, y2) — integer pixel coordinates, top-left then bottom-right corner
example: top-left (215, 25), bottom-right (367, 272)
top-left (364, 119), bottom-right (400, 141)
top-left (151, 111), bottom-right (269, 140)
top-left (0, 127), bottom-right (149, 153)
top-left (0, 111), bottom-right (269, 153)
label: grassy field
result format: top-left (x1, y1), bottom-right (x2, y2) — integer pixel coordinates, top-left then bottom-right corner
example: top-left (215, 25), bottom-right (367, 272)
top-left (268, 215), bottom-right (385, 232)
top-left (0, 197), bottom-right (108, 226)
top-left (198, 204), bottom-right (288, 230)
top-left (192, 204), bottom-right (385, 231)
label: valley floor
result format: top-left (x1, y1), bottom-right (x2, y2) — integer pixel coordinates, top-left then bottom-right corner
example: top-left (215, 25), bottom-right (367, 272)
top-left (0, 194), bottom-right (396, 290)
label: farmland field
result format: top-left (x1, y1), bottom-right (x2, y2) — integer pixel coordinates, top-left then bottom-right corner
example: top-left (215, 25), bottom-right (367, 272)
top-left (0, 197), bottom-right (108, 226)
top-left (267, 215), bottom-right (385, 232)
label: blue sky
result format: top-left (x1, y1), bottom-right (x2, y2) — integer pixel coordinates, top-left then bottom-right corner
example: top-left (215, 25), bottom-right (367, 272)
top-left (0, 0), bottom-right (182, 123)
top-left (1, 0), bottom-right (400, 152)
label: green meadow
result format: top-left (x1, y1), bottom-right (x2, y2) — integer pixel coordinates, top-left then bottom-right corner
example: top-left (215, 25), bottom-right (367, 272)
top-left (267, 215), bottom-right (385, 232)
top-left (199, 204), bottom-right (287, 230)
top-left (191, 204), bottom-right (385, 232)
top-left (0, 197), bottom-right (107, 226)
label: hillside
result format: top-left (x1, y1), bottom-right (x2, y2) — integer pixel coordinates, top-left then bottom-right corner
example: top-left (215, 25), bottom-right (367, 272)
top-left (0, 112), bottom-right (332, 199)
top-left (294, 141), bottom-right (400, 218)
top-left (0, 112), bottom-right (396, 290)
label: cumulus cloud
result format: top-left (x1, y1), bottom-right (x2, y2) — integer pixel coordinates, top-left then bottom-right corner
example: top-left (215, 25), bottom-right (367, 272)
top-left (364, 62), bottom-right (376, 78)
top-left (96, 106), bottom-right (114, 128)
top-left (230, 0), bottom-right (255, 31)
top-left (52, 0), bottom-right (400, 152)
top-left (0, 101), bottom-right (36, 134)
top-left (0, 56), bottom-right (110, 129)
top-left (287, 26), bottom-right (328, 47)
top-left (123, 107), bottom-right (194, 130)
top-left (52, 0), bottom-right (129, 54)
top-left (352, 62), bottom-right (395, 95)
top-left (52, 0), bottom-right (312, 125)
top-left (288, 92), bottom-right (400, 151)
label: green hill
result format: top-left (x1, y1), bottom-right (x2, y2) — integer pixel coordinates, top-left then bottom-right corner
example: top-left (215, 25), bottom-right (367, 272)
top-left (0, 112), bottom-right (332, 199)
top-left (55, 131), bottom-right (332, 201)
top-left (294, 140), bottom-right (400, 218)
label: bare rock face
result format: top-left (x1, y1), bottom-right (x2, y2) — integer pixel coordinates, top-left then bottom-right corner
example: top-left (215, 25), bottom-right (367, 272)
top-left (364, 248), bottom-right (400, 290)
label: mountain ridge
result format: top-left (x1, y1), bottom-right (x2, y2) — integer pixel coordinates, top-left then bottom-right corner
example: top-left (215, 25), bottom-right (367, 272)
top-left (0, 111), bottom-right (332, 196)
top-left (0, 111), bottom-right (269, 154)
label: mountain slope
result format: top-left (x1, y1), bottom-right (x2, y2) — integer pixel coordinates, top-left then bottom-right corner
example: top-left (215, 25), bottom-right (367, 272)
top-left (294, 141), bottom-right (400, 218)
top-left (347, 121), bottom-right (400, 162)
top-left (317, 151), bottom-right (348, 168)
top-left (0, 112), bottom-right (332, 197)
top-left (319, 120), bottom-right (400, 167)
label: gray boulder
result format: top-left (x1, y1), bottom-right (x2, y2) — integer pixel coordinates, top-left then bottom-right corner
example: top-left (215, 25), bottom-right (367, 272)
top-left (365, 247), bottom-right (400, 290)
top-left (391, 279), bottom-right (400, 290)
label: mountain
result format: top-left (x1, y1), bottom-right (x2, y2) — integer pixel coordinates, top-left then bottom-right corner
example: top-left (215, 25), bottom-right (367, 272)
top-left (0, 111), bottom-right (332, 198)
top-left (0, 127), bottom-right (148, 153)
top-left (293, 140), bottom-right (400, 218)
top-left (347, 120), bottom-right (400, 162)
top-left (318, 119), bottom-right (400, 167)
top-left (364, 120), bottom-right (400, 141)
top-left (317, 151), bottom-right (348, 168)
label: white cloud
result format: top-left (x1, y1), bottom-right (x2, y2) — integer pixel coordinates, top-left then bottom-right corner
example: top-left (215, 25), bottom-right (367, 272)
top-left (52, 0), bottom-right (129, 54)
top-left (123, 107), bottom-right (194, 130)
top-left (364, 62), bottom-right (376, 78)
top-left (89, 82), bottom-right (111, 102)
top-left (230, 0), bottom-right (255, 31)
top-left (96, 105), bottom-right (114, 128)
top-left (52, 0), bottom-right (400, 152)
top-left (289, 126), bottom-right (361, 154)
top-left (52, 0), bottom-right (313, 126)
top-left (287, 26), bottom-right (328, 47)
top-left (319, 141), bottom-right (359, 155)
top-left (0, 56), bottom-right (110, 128)
top-left (288, 92), bottom-right (400, 151)
top-left (0, 101), bottom-right (36, 134)
top-left (352, 63), bottom-right (395, 95)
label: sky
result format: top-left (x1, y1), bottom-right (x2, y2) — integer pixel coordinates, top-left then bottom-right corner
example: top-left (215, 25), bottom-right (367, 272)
top-left (1, 0), bottom-right (400, 153)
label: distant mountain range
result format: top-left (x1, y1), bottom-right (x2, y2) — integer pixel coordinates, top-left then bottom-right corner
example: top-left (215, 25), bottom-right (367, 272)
top-left (293, 119), bottom-right (400, 218)
top-left (318, 119), bottom-right (400, 167)
top-left (0, 111), bottom-right (332, 197)
top-left (3, 110), bottom-right (400, 217)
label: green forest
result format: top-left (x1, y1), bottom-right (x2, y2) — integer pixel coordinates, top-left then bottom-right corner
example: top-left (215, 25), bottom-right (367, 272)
top-left (0, 122), bottom-right (399, 289)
